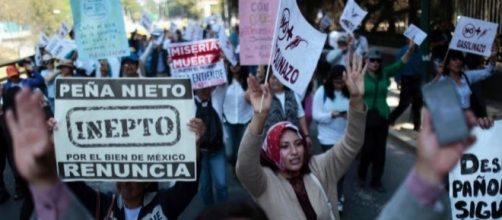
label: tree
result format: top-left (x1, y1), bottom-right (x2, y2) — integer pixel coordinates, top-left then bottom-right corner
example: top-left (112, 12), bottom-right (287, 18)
top-left (122, 0), bottom-right (142, 21)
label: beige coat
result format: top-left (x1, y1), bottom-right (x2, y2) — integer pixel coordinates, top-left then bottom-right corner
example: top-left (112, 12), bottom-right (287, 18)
top-left (236, 108), bottom-right (366, 220)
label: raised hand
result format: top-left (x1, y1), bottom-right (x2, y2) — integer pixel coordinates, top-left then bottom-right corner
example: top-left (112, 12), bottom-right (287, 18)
top-left (187, 118), bottom-right (206, 146)
top-left (344, 53), bottom-right (366, 100)
top-left (246, 75), bottom-right (272, 115)
top-left (416, 110), bottom-right (477, 185)
top-left (5, 89), bottom-right (57, 189)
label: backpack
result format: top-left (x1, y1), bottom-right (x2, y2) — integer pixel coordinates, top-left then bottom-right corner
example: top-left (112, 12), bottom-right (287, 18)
top-left (195, 98), bottom-right (224, 152)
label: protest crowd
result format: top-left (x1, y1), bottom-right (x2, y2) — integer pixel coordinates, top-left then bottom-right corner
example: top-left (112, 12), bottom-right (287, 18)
top-left (0, 0), bottom-right (501, 219)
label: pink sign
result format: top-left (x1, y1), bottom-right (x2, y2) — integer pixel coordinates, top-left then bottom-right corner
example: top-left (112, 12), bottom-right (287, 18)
top-left (239, 0), bottom-right (279, 65)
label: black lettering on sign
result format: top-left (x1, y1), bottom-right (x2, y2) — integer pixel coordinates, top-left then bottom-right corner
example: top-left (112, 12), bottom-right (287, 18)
top-left (56, 78), bottom-right (192, 99)
top-left (58, 162), bottom-right (195, 180)
top-left (455, 201), bottom-right (502, 219)
top-left (67, 105), bottom-right (180, 148)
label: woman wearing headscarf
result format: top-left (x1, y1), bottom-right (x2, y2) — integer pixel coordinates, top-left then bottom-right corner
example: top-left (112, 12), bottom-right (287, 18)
top-left (237, 55), bottom-right (366, 220)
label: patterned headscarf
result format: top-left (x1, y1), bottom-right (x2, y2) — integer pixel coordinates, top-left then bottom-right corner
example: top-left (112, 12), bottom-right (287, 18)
top-left (261, 121), bottom-right (303, 171)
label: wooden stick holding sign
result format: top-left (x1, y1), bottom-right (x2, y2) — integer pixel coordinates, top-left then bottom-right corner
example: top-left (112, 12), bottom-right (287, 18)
top-left (258, 0), bottom-right (283, 113)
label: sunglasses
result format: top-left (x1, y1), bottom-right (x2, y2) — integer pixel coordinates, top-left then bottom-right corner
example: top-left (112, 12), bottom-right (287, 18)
top-left (369, 59), bottom-right (382, 63)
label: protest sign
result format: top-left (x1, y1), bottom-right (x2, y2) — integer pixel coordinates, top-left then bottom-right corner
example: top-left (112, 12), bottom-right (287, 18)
top-left (270, 0), bottom-right (327, 96)
top-left (46, 37), bottom-right (77, 60)
top-left (339, 0), bottom-right (368, 34)
top-left (140, 12), bottom-right (154, 33)
top-left (70, 0), bottom-right (130, 60)
top-left (215, 25), bottom-right (238, 66)
top-left (168, 39), bottom-right (227, 89)
top-left (239, 0), bottom-right (279, 65)
top-left (449, 16), bottom-right (498, 57)
top-left (403, 24), bottom-right (427, 46)
top-left (58, 22), bottom-right (70, 39)
top-left (54, 78), bottom-right (196, 182)
top-left (38, 32), bottom-right (49, 47)
top-left (449, 121), bottom-right (502, 219)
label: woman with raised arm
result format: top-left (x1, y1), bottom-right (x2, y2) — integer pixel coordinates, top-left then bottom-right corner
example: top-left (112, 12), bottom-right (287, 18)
top-left (236, 55), bottom-right (367, 220)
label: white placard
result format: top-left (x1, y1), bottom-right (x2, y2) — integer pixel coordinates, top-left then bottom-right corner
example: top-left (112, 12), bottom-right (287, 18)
top-left (449, 16), bottom-right (498, 57)
top-left (339, 0), bottom-right (368, 34)
top-left (140, 12), bottom-right (153, 33)
top-left (58, 22), bottom-right (70, 38)
top-left (54, 78), bottom-right (197, 182)
top-left (46, 37), bottom-right (77, 60)
top-left (168, 39), bottom-right (227, 89)
top-left (403, 24), bottom-right (428, 46)
top-left (270, 0), bottom-right (327, 96)
top-left (449, 121), bottom-right (502, 219)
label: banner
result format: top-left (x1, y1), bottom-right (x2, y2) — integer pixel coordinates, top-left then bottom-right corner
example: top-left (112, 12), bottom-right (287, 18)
top-left (54, 78), bottom-right (197, 181)
top-left (140, 12), bottom-right (154, 33)
top-left (449, 16), bottom-right (498, 57)
top-left (168, 39), bottom-right (227, 89)
top-left (339, 0), bottom-right (368, 34)
top-left (270, 0), bottom-right (327, 96)
top-left (239, 0), bottom-right (279, 65)
top-left (403, 24), bottom-right (427, 46)
top-left (449, 121), bottom-right (502, 219)
top-left (46, 37), bottom-right (77, 60)
top-left (70, 0), bottom-right (130, 60)
top-left (58, 22), bottom-right (70, 39)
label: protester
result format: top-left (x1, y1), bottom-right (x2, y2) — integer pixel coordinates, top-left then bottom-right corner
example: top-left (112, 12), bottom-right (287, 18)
top-left (357, 41), bottom-right (415, 192)
top-left (3, 88), bottom-right (206, 219)
top-left (223, 64), bottom-right (252, 167)
top-left (2, 65), bottom-right (44, 92)
top-left (236, 54), bottom-right (366, 220)
top-left (144, 29), bottom-right (170, 77)
top-left (430, 19), bottom-right (452, 70)
top-left (312, 64), bottom-right (350, 212)
top-left (0, 86), bottom-right (53, 219)
top-left (120, 51), bottom-right (143, 77)
top-left (353, 29), bottom-right (369, 57)
top-left (264, 74), bottom-right (312, 147)
top-left (3, 89), bottom-right (93, 219)
top-left (389, 38), bottom-right (425, 130)
top-left (326, 35), bottom-right (351, 67)
top-left (438, 49), bottom-right (497, 129)
top-left (195, 87), bottom-right (228, 205)
top-left (40, 54), bottom-right (58, 111)
top-left (377, 110), bottom-right (477, 220)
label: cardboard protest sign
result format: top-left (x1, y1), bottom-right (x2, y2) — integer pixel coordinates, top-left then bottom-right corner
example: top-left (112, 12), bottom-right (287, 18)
top-left (54, 78), bottom-right (197, 181)
top-left (339, 0), bottom-right (368, 34)
top-left (70, 0), bottom-right (130, 60)
top-left (46, 37), bottom-right (77, 60)
top-left (168, 39), bottom-right (226, 89)
top-left (140, 12), bottom-right (154, 33)
top-left (215, 25), bottom-right (238, 66)
top-left (449, 121), bottom-right (502, 219)
top-left (239, 0), bottom-right (279, 65)
top-left (58, 22), bottom-right (70, 39)
top-left (449, 16), bottom-right (498, 57)
top-left (403, 24), bottom-right (427, 46)
top-left (270, 0), bottom-right (327, 96)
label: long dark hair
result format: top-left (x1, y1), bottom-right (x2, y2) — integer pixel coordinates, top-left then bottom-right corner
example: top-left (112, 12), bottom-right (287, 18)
top-left (324, 65), bottom-right (349, 100)
top-left (443, 50), bottom-right (465, 76)
top-left (227, 63), bottom-right (249, 90)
